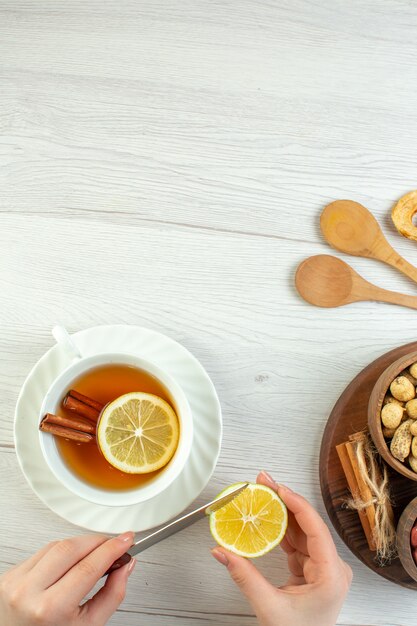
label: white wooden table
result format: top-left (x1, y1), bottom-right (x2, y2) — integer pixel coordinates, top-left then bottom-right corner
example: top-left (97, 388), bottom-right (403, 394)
top-left (2, 1), bottom-right (417, 624)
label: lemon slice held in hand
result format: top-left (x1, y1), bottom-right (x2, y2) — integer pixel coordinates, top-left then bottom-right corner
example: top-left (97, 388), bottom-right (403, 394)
top-left (97, 392), bottom-right (179, 474)
top-left (210, 483), bottom-right (288, 558)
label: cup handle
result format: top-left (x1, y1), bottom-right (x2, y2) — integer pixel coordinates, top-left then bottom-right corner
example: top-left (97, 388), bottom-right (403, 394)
top-left (52, 325), bottom-right (83, 361)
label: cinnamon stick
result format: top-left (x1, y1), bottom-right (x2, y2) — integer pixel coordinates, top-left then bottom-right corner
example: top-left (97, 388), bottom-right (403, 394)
top-left (63, 391), bottom-right (103, 421)
top-left (349, 432), bottom-right (394, 525)
top-left (40, 419), bottom-right (94, 443)
top-left (345, 440), bottom-right (377, 542)
top-left (42, 412), bottom-right (96, 435)
top-left (40, 390), bottom-right (105, 444)
top-left (336, 441), bottom-right (377, 551)
top-left (67, 390), bottom-right (103, 412)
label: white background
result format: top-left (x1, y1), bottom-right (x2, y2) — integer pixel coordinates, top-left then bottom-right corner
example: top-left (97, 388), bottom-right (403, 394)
top-left (2, 1), bottom-right (417, 624)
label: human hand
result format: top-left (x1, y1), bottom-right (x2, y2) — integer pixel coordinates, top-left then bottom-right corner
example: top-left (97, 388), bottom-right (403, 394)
top-left (0, 532), bottom-right (136, 625)
top-left (212, 472), bottom-right (352, 626)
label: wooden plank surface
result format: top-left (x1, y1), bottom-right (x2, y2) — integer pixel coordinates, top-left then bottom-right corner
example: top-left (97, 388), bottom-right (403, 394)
top-left (2, 1), bottom-right (417, 624)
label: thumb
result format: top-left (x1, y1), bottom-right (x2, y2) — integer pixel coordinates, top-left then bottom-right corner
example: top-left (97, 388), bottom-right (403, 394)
top-left (212, 548), bottom-right (277, 612)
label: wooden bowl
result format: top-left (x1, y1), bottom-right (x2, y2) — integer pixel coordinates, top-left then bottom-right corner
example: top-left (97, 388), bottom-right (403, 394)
top-left (397, 497), bottom-right (417, 582)
top-left (368, 350), bottom-right (417, 481)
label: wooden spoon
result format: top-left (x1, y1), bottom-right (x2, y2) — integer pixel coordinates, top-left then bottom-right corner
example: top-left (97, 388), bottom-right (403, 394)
top-left (295, 255), bottom-right (417, 309)
top-left (321, 200), bottom-right (417, 284)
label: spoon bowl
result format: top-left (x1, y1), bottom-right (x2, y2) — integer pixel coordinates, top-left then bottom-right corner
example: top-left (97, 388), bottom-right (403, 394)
top-left (295, 255), bottom-right (355, 307)
top-left (321, 200), bottom-right (384, 257)
top-left (321, 199), bottom-right (417, 285)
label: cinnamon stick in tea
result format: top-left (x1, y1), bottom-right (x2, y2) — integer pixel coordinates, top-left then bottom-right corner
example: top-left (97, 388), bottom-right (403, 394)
top-left (40, 390), bottom-right (104, 443)
top-left (42, 412), bottom-right (96, 435)
top-left (63, 390), bottom-right (103, 421)
top-left (67, 390), bottom-right (103, 412)
top-left (40, 417), bottom-right (94, 443)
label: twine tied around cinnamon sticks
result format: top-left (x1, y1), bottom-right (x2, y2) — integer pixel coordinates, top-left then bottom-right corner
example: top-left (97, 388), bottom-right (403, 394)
top-left (336, 431), bottom-right (397, 565)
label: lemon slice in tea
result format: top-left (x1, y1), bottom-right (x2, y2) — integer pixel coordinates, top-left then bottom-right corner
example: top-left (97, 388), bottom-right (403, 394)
top-left (97, 392), bottom-right (179, 474)
top-left (210, 482), bottom-right (288, 558)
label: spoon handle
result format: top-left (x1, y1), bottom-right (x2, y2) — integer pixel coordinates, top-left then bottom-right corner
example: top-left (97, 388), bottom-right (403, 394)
top-left (381, 247), bottom-right (417, 285)
top-left (366, 284), bottom-right (417, 310)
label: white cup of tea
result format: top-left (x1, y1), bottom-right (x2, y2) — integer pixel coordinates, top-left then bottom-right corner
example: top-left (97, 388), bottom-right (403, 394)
top-left (39, 327), bottom-right (193, 506)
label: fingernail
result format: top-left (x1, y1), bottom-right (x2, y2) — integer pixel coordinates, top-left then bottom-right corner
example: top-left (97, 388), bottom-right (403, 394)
top-left (260, 470), bottom-right (276, 487)
top-left (211, 548), bottom-right (229, 566)
top-left (127, 558), bottom-right (137, 576)
top-left (118, 531), bottom-right (135, 544)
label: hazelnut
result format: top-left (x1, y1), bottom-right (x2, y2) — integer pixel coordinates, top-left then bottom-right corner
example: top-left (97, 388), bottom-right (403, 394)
top-left (383, 395), bottom-right (404, 407)
top-left (406, 399), bottom-right (417, 419)
top-left (401, 370), bottom-right (417, 386)
top-left (381, 403), bottom-right (403, 429)
top-left (390, 376), bottom-right (415, 402)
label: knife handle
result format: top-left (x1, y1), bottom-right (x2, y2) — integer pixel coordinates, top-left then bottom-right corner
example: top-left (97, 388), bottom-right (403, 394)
top-left (103, 552), bottom-right (132, 577)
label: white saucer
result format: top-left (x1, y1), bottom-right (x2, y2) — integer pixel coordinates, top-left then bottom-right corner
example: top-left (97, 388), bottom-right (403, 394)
top-left (14, 325), bottom-right (222, 533)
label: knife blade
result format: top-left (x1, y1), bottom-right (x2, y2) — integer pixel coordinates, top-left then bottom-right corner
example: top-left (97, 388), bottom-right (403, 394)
top-left (105, 482), bottom-right (249, 575)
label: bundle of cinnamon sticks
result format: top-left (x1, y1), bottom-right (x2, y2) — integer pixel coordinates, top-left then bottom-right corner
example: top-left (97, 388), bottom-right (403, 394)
top-left (336, 431), bottom-right (396, 562)
top-left (40, 390), bottom-right (103, 443)
top-left (337, 433), bottom-right (379, 551)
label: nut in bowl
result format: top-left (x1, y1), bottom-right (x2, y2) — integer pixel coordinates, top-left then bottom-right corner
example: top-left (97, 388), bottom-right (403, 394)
top-left (368, 350), bottom-right (417, 482)
top-left (39, 352), bottom-right (193, 507)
